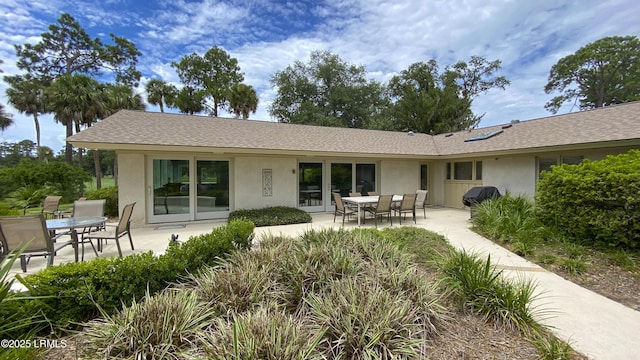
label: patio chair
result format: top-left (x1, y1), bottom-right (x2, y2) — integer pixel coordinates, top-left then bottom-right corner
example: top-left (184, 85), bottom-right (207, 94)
top-left (332, 193), bottom-right (355, 226)
top-left (72, 199), bottom-right (106, 260)
top-left (416, 190), bottom-right (428, 219)
top-left (367, 191), bottom-right (379, 196)
top-left (393, 193), bottom-right (417, 224)
top-left (84, 202), bottom-right (135, 258)
top-left (364, 194), bottom-right (393, 227)
top-left (0, 215), bottom-right (74, 272)
top-left (348, 192), bottom-right (361, 197)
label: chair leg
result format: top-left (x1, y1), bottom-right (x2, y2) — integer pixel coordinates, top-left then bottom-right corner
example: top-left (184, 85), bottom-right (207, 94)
top-left (128, 232), bottom-right (134, 250)
top-left (115, 237), bottom-right (123, 258)
top-left (334, 211), bottom-right (337, 223)
top-left (423, 207), bottom-right (426, 219)
top-left (20, 255), bottom-right (27, 272)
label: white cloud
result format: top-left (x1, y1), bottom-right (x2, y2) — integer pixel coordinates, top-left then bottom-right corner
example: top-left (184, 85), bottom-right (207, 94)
top-left (1, 0), bottom-right (640, 150)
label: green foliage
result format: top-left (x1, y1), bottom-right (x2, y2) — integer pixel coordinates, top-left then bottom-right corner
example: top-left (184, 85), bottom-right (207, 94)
top-left (203, 304), bottom-right (324, 360)
top-left (19, 220), bottom-right (254, 329)
top-left (472, 194), bottom-right (545, 246)
top-left (83, 289), bottom-right (214, 359)
top-left (544, 35), bottom-right (640, 113)
top-left (0, 159), bottom-right (90, 201)
top-left (228, 206), bottom-right (312, 227)
top-left (438, 249), bottom-right (542, 333)
top-left (269, 50), bottom-right (389, 129)
top-left (171, 46), bottom-right (244, 116)
top-left (536, 149), bottom-right (640, 248)
top-left (85, 186), bottom-right (119, 217)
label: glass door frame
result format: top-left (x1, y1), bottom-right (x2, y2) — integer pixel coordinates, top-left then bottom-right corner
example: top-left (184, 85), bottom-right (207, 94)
top-left (147, 155), bottom-right (232, 223)
top-left (298, 161), bottom-right (325, 212)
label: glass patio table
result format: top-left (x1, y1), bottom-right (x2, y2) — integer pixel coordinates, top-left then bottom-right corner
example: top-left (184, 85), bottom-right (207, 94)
top-left (46, 216), bottom-right (108, 262)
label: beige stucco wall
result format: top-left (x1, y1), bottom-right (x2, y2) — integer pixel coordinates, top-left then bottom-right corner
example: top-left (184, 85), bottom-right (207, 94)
top-left (117, 152), bottom-right (146, 225)
top-left (233, 156), bottom-right (298, 210)
top-left (379, 160), bottom-right (420, 195)
top-left (483, 156), bottom-right (536, 199)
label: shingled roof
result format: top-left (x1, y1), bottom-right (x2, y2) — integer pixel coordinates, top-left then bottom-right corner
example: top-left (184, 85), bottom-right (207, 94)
top-left (68, 101), bottom-right (640, 157)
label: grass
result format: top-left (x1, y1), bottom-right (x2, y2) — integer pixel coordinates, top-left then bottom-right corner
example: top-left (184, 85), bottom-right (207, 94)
top-left (84, 177), bottom-right (116, 192)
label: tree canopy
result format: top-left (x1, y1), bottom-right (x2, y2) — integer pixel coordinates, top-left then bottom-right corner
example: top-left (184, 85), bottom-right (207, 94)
top-left (172, 46), bottom-right (244, 116)
top-left (12, 13), bottom-right (142, 163)
top-left (269, 50), bottom-right (389, 128)
top-left (228, 83), bottom-right (259, 119)
top-left (544, 35), bottom-right (640, 113)
top-left (386, 57), bottom-right (509, 134)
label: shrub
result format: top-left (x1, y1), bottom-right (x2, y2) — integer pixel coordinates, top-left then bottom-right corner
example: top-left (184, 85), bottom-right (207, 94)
top-left (438, 249), bottom-right (542, 333)
top-left (0, 159), bottom-right (90, 201)
top-left (228, 206), bottom-right (312, 227)
top-left (202, 304), bottom-right (324, 360)
top-left (472, 194), bottom-right (545, 245)
top-left (536, 149), bottom-right (640, 248)
top-left (20, 219), bottom-right (254, 329)
top-left (85, 186), bottom-right (119, 217)
top-left (83, 288), bottom-right (214, 359)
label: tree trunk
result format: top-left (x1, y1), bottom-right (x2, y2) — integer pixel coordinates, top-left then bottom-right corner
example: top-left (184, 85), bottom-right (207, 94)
top-left (65, 121), bottom-right (73, 163)
top-left (93, 149), bottom-right (102, 189)
top-left (33, 113), bottom-right (41, 161)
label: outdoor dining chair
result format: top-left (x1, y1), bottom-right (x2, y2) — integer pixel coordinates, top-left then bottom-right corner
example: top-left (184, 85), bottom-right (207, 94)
top-left (332, 193), bottom-right (355, 225)
top-left (364, 194), bottom-right (393, 227)
top-left (394, 193), bottom-right (417, 224)
top-left (83, 202), bottom-right (135, 258)
top-left (71, 199), bottom-right (106, 260)
top-left (416, 190), bottom-right (428, 219)
top-left (0, 215), bottom-right (73, 272)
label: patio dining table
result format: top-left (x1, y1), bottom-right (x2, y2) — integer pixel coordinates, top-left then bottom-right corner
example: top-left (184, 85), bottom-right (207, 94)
top-left (342, 195), bottom-right (403, 226)
top-left (46, 216), bottom-right (108, 262)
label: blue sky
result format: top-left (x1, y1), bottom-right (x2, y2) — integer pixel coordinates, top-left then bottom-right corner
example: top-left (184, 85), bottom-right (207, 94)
top-left (1, 0), bottom-right (639, 152)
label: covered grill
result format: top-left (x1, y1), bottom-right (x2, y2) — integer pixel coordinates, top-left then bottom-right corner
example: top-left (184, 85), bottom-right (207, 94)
top-left (462, 186), bottom-right (501, 218)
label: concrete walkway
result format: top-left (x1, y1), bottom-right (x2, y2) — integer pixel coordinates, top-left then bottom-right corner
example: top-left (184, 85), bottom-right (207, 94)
top-left (7, 208), bottom-right (640, 359)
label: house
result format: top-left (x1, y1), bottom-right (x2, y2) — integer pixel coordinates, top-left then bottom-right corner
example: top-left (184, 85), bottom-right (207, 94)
top-left (68, 101), bottom-right (640, 224)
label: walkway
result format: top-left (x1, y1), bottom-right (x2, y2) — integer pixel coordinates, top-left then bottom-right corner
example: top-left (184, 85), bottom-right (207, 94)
top-left (7, 208), bottom-right (640, 359)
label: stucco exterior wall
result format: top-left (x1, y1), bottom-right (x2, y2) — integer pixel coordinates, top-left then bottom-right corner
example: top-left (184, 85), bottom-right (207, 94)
top-left (117, 152), bottom-right (146, 225)
top-left (379, 160), bottom-right (420, 195)
top-left (484, 156), bottom-right (536, 199)
top-left (233, 156), bottom-right (298, 210)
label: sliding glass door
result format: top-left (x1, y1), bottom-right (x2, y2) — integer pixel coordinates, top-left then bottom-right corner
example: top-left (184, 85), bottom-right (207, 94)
top-left (299, 162), bottom-right (324, 212)
top-left (148, 157), bottom-right (230, 223)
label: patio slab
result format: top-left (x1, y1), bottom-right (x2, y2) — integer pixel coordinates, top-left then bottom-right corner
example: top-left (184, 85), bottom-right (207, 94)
top-left (6, 207), bottom-right (640, 359)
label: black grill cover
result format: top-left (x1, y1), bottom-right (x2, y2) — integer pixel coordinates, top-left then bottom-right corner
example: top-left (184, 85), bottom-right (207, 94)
top-left (462, 186), bottom-right (501, 207)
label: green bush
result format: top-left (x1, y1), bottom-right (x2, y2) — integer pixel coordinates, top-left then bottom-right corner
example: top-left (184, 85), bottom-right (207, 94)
top-left (228, 206), bottom-right (312, 227)
top-left (472, 195), bottom-right (547, 246)
top-left (536, 150), bottom-right (640, 248)
top-left (85, 186), bottom-right (119, 217)
top-left (0, 159), bottom-right (90, 201)
top-left (19, 219), bottom-right (254, 329)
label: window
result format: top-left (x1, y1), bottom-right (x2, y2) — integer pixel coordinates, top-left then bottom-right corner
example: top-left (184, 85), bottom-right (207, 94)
top-left (420, 164), bottom-right (428, 190)
top-left (562, 155), bottom-right (584, 165)
top-left (538, 157), bottom-right (557, 178)
top-left (454, 162), bottom-right (473, 180)
top-left (475, 161), bottom-right (483, 180)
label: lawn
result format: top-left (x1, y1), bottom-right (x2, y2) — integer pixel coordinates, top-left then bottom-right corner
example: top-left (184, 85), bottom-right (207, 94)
top-left (84, 177), bottom-right (116, 192)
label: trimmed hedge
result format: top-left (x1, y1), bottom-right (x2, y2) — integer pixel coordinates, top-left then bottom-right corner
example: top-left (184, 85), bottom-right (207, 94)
top-left (536, 150), bottom-right (640, 248)
top-left (228, 206), bottom-right (312, 227)
top-left (85, 186), bottom-right (119, 217)
top-left (19, 219), bottom-right (254, 329)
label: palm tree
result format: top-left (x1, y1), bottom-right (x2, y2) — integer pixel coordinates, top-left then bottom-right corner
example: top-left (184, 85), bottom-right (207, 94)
top-left (99, 84), bottom-right (145, 188)
top-left (4, 76), bottom-right (49, 158)
top-left (145, 79), bottom-right (177, 112)
top-left (47, 74), bottom-right (106, 164)
top-left (228, 83), bottom-right (259, 119)
top-left (0, 104), bottom-right (13, 131)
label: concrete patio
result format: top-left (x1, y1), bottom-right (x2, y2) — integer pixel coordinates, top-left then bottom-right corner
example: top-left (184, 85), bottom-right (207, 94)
top-left (6, 207), bottom-right (640, 360)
